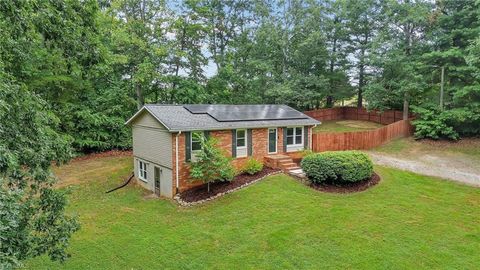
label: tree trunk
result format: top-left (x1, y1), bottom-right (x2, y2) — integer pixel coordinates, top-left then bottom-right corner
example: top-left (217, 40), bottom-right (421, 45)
top-left (328, 23), bottom-right (338, 109)
top-left (357, 61), bottom-right (364, 108)
top-left (326, 96), bottom-right (334, 108)
top-left (357, 45), bottom-right (366, 108)
top-left (136, 83), bottom-right (144, 110)
top-left (357, 90), bottom-right (363, 108)
top-left (403, 93), bottom-right (409, 120)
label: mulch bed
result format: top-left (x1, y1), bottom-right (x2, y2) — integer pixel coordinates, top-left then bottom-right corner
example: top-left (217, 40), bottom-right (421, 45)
top-left (179, 167), bottom-right (281, 203)
top-left (72, 150), bottom-right (132, 162)
top-left (308, 172), bottom-right (381, 193)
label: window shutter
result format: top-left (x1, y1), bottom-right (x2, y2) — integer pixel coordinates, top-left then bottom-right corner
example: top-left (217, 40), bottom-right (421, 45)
top-left (304, 126), bottom-right (309, 149)
top-left (231, 129), bottom-right (237, 158)
top-left (185, 132), bottom-right (191, 162)
top-left (204, 130), bottom-right (210, 141)
top-left (247, 129), bottom-right (253, 156)
top-left (283, 127), bottom-right (287, 152)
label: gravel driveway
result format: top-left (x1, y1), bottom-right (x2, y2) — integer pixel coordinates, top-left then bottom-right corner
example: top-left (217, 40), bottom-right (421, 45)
top-left (368, 152), bottom-right (480, 187)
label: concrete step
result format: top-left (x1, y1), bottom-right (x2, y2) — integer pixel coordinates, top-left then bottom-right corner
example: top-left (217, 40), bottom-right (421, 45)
top-left (289, 168), bottom-right (306, 178)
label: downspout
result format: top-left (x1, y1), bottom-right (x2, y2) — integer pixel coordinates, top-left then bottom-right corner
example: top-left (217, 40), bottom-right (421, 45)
top-left (311, 124), bottom-right (317, 150)
top-left (175, 131), bottom-right (182, 194)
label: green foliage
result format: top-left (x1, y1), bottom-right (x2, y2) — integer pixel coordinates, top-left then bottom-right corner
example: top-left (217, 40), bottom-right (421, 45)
top-left (189, 134), bottom-right (235, 190)
top-left (0, 75), bottom-right (79, 269)
top-left (301, 151), bottom-right (373, 184)
top-left (22, 159), bottom-right (480, 269)
top-left (242, 158), bottom-right (263, 175)
top-left (412, 106), bottom-right (459, 140)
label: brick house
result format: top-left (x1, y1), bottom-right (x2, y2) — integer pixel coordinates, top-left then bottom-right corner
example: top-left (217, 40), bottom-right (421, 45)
top-left (125, 104), bottom-right (320, 197)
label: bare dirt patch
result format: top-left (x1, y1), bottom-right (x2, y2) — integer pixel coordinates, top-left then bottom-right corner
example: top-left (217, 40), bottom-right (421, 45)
top-left (369, 138), bottom-right (480, 186)
top-left (337, 120), bottom-right (384, 129)
top-left (308, 172), bottom-right (381, 193)
top-left (368, 153), bottom-right (480, 187)
top-left (72, 150), bottom-right (132, 162)
top-left (314, 120), bottom-right (384, 133)
top-left (54, 154), bottom-right (132, 188)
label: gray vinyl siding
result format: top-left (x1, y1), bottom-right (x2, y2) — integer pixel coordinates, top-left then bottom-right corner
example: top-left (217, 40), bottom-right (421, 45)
top-left (134, 158), bottom-right (173, 197)
top-left (131, 111), bottom-right (172, 169)
top-left (130, 110), bottom-right (174, 196)
top-left (132, 110), bottom-right (166, 129)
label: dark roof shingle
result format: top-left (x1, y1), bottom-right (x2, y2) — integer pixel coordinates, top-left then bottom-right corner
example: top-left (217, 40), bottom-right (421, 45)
top-left (126, 104), bottom-right (320, 132)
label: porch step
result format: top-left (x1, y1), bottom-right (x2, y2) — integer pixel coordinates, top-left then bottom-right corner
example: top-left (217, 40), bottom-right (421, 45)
top-left (264, 154), bottom-right (302, 172)
top-left (281, 162), bottom-right (298, 169)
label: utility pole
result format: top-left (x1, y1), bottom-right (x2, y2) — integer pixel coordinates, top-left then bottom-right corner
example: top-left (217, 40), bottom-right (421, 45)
top-left (440, 66), bottom-right (445, 111)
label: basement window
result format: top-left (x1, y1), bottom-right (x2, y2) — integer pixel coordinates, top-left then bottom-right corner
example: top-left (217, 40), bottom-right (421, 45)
top-left (138, 160), bottom-right (148, 182)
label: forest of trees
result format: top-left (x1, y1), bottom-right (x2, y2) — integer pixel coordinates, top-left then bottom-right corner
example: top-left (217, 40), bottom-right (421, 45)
top-left (1, 0), bottom-right (479, 267)
top-left (2, 0), bottom-right (479, 153)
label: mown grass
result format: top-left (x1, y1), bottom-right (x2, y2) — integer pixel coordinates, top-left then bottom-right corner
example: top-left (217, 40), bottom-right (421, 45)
top-left (26, 156), bottom-right (480, 269)
top-left (314, 120), bottom-right (384, 133)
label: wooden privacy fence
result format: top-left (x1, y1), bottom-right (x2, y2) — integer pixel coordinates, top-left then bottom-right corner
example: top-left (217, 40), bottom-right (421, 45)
top-left (305, 107), bottom-right (415, 152)
top-left (311, 119), bottom-right (414, 152)
top-left (305, 107), bottom-right (414, 125)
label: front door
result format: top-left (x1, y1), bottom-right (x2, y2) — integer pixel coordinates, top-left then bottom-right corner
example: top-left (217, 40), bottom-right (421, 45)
top-left (268, 128), bottom-right (277, 154)
top-left (154, 167), bottom-right (161, 196)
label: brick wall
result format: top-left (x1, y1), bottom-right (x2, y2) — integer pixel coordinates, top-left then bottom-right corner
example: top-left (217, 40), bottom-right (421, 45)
top-left (171, 127), bottom-right (312, 194)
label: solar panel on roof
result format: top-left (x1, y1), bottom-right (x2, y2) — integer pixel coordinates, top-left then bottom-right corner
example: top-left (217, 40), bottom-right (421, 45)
top-left (183, 104), bottom-right (308, 122)
top-left (183, 104), bottom-right (212, 114)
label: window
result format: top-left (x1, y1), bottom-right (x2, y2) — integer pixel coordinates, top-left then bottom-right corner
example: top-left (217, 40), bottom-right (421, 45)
top-left (295, 127), bottom-right (303, 145)
top-left (286, 128), bottom-right (294, 145)
top-left (236, 129), bottom-right (247, 157)
top-left (191, 131), bottom-right (202, 151)
top-left (138, 160), bottom-right (148, 182)
top-left (236, 129), bottom-right (246, 147)
top-left (286, 127), bottom-right (303, 146)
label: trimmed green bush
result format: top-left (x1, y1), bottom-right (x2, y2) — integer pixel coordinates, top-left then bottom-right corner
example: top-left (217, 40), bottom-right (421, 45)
top-left (301, 151), bottom-right (373, 184)
top-left (242, 158), bottom-right (264, 175)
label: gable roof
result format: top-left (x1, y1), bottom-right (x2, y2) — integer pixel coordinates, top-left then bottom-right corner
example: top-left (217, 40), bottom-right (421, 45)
top-left (125, 104), bottom-right (320, 132)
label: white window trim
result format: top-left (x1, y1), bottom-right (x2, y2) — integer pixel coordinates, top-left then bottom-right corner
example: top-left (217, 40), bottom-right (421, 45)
top-left (268, 128), bottom-right (277, 154)
top-left (286, 126), bottom-right (303, 146)
top-left (191, 131), bottom-right (203, 162)
top-left (191, 131), bottom-right (202, 152)
top-left (138, 160), bottom-right (148, 182)
top-left (236, 129), bottom-right (247, 158)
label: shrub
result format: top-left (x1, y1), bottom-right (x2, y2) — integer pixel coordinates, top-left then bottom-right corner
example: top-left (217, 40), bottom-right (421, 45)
top-left (412, 106), bottom-right (459, 140)
top-left (242, 158), bottom-right (263, 175)
top-left (189, 134), bottom-right (235, 192)
top-left (301, 151), bottom-right (373, 184)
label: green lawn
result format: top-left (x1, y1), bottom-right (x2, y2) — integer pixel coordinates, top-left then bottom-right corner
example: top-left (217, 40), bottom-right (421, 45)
top-left (27, 156), bottom-right (480, 269)
top-left (314, 120), bottom-right (384, 133)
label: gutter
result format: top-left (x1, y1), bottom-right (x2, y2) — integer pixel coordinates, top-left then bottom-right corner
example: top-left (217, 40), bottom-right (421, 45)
top-left (175, 131), bottom-right (182, 194)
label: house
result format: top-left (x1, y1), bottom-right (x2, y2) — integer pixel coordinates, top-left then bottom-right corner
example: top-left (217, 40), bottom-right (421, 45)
top-left (125, 104), bottom-right (321, 197)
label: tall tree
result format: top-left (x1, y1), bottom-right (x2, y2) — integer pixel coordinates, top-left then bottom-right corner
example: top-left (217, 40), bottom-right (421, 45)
top-left (364, 0), bottom-right (432, 119)
top-left (0, 73), bottom-right (79, 268)
top-left (323, 0), bottom-right (351, 107)
top-left (109, 0), bottom-right (169, 109)
top-left (420, 0), bottom-right (480, 136)
top-left (343, 0), bottom-right (381, 107)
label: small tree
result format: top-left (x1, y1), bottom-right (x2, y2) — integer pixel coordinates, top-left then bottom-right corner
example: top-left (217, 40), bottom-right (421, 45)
top-left (189, 134), bottom-right (235, 192)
